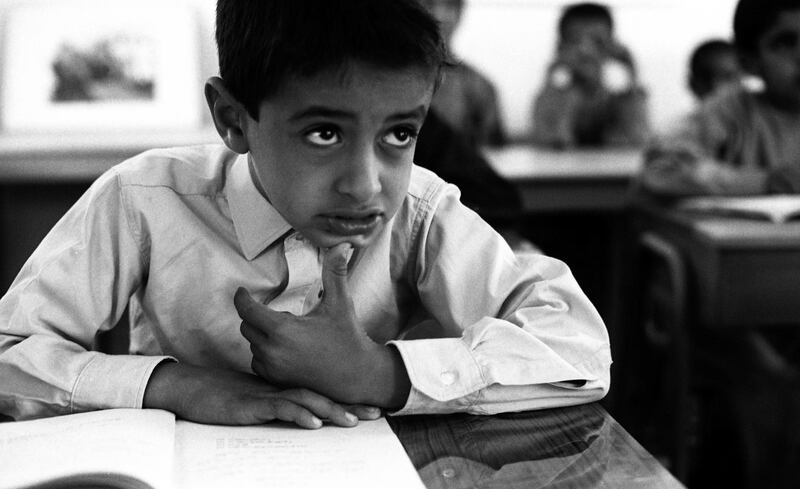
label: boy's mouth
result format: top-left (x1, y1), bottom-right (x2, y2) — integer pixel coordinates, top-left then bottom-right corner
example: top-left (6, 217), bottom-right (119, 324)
top-left (324, 212), bottom-right (382, 236)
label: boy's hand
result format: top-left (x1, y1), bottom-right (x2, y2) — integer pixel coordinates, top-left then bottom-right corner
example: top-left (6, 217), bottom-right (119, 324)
top-left (235, 243), bottom-right (410, 408)
top-left (143, 362), bottom-right (381, 429)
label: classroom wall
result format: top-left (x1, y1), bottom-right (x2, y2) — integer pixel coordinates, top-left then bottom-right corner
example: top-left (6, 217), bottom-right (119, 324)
top-left (0, 0), bottom-right (738, 139)
top-left (453, 0), bottom-right (740, 138)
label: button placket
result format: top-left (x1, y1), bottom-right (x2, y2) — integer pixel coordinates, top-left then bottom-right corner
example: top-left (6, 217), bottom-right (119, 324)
top-left (268, 232), bottom-right (322, 315)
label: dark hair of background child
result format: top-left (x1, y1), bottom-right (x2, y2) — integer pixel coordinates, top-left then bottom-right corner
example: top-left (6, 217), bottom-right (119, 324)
top-left (558, 2), bottom-right (614, 37)
top-left (734, 0), bottom-right (800, 53)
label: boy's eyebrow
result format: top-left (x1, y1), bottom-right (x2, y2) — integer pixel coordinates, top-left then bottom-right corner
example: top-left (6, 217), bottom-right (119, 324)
top-left (289, 107), bottom-right (356, 122)
top-left (288, 105), bottom-right (429, 123)
top-left (387, 105), bottom-right (429, 122)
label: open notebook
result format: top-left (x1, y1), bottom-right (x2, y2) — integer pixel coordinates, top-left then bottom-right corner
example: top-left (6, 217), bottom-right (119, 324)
top-left (677, 195), bottom-right (800, 223)
top-left (0, 409), bottom-right (425, 489)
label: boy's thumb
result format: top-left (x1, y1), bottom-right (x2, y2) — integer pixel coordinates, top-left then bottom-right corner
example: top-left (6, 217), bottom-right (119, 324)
top-left (321, 243), bottom-right (353, 300)
top-left (233, 287), bottom-right (259, 321)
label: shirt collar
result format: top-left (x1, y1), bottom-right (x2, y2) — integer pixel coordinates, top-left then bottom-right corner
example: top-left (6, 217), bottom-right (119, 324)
top-left (226, 153), bottom-right (292, 260)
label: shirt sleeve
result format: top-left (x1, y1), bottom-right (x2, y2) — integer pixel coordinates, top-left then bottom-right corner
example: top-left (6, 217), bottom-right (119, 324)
top-left (388, 185), bottom-right (611, 415)
top-left (0, 170), bottom-right (171, 420)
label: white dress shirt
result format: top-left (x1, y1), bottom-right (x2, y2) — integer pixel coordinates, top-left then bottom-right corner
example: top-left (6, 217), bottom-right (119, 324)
top-left (0, 144), bottom-right (611, 420)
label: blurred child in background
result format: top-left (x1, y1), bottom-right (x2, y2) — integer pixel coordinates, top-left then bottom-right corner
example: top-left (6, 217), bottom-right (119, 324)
top-left (531, 2), bottom-right (649, 148)
top-left (635, 1), bottom-right (800, 486)
top-left (687, 38), bottom-right (744, 101)
top-left (420, 0), bottom-right (507, 147)
top-left (639, 0), bottom-right (800, 197)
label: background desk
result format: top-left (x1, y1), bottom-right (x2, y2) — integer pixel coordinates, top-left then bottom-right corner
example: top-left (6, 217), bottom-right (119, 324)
top-left (484, 145), bottom-right (641, 212)
top-left (618, 203), bottom-right (800, 487)
top-left (634, 204), bottom-right (800, 328)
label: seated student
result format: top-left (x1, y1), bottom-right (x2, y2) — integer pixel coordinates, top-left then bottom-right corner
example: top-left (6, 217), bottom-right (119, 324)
top-left (531, 2), bottom-right (649, 148)
top-left (0, 0), bottom-right (610, 426)
top-left (639, 0), bottom-right (800, 198)
top-left (420, 0), bottom-right (507, 147)
top-left (687, 38), bottom-right (744, 101)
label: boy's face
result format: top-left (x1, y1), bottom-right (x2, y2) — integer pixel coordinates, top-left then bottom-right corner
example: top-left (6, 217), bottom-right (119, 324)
top-left (558, 18), bottom-right (614, 83)
top-left (243, 62), bottom-right (434, 249)
top-left (752, 10), bottom-right (800, 112)
top-left (694, 51), bottom-right (742, 99)
top-left (560, 19), bottom-right (614, 61)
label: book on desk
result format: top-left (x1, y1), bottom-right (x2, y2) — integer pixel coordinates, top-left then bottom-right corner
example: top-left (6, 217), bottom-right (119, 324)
top-left (677, 195), bottom-right (800, 223)
top-left (0, 408), bottom-right (424, 489)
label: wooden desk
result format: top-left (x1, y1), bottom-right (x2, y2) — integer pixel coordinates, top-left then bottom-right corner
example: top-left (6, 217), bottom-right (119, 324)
top-left (392, 402), bottom-right (684, 488)
top-left (635, 204), bottom-right (800, 328)
top-left (1, 403), bottom-right (683, 489)
top-left (484, 145), bottom-right (642, 212)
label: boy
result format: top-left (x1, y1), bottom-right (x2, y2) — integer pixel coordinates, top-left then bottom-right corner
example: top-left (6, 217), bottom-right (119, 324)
top-left (419, 0), bottom-right (507, 147)
top-left (0, 0), bottom-right (610, 428)
top-left (531, 2), bottom-right (649, 148)
top-left (687, 39), bottom-right (743, 101)
top-left (639, 0), bottom-right (800, 197)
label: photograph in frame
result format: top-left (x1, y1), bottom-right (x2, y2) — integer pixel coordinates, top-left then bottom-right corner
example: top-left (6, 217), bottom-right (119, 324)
top-left (0, 0), bottom-right (202, 133)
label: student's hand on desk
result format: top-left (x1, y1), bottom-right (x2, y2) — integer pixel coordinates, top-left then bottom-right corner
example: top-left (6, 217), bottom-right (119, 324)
top-left (235, 243), bottom-right (411, 409)
top-left (143, 362), bottom-right (381, 429)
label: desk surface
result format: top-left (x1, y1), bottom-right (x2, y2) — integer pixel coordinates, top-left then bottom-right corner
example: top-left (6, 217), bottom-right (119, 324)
top-left (484, 145), bottom-right (642, 181)
top-left (391, 402), bottom-right (684, 489)
top-left (484, 145), bottom-right (642, 212)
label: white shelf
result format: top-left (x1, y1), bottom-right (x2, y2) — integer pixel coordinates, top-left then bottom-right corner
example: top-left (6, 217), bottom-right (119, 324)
top-left (0, 128), bottom-right (219, 183)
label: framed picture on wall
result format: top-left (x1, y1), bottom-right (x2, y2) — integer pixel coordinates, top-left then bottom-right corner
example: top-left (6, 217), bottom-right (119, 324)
top-left (0, 1), bottom-right (203, 133)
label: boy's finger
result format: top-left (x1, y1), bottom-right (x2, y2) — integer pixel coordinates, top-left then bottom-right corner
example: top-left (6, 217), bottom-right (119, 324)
top-left (233, 287), bottom-right (283, 331)
top-left (345, 404), bottom-right (383, 420)
top-left (262, 398), bottom-right (323, 429)
top-left (281, 388), bottom-right (359, 428)
top-left (320, 243), bottom-right (353, 304)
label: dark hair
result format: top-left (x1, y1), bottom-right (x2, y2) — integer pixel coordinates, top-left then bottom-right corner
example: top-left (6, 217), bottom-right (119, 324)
top-left (215, 0), bottom-right (448, 119)
top-left (690, 39), bottom-right (736, 79)
top-left (733, 0), bottom-right (800, 53)
top-left (558, 2), bottom-right (614, 38)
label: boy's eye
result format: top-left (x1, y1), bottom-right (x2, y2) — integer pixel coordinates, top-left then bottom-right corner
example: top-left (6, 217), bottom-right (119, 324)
top-left (382, 127), bottom-right (418, 148)
top-left (305, 127), bottom-right (341, 147)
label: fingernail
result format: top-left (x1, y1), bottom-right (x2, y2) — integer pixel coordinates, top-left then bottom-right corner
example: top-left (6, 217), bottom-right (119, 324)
top-left (346, 412), bottom-right (358, 424)
top-left (310, 417), bottom-right (323, 428)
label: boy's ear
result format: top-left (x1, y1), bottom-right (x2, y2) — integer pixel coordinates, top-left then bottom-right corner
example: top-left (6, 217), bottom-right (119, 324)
top-left (204, 77), bottom-right (250, 154)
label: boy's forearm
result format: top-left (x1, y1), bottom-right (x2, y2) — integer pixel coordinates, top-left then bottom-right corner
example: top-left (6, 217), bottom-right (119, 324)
top-left (142, 361), bottom-right (194, 414)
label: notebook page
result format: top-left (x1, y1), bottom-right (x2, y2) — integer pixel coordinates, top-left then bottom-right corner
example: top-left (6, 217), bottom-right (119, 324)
top-left (173, 417), bottom-right (425, 489)
top-left (0, 409), bottom-right (175, 489)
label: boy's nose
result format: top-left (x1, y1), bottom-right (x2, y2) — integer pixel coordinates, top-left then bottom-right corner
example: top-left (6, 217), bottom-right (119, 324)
top-left (336, 147), bottom-right (382, 202)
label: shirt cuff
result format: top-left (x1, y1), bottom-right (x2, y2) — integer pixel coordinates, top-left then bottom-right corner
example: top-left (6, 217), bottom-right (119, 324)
top-left (71, 354), bottom-right (176, 412)
top-left (387, 337), bottom-right (486, 414)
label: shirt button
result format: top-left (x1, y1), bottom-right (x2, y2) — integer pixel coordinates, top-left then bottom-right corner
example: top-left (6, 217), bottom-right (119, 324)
top-left (440, 370), bottom-right (457, 385)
